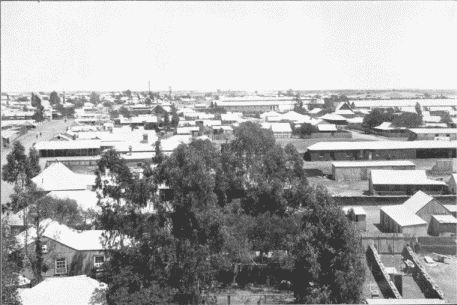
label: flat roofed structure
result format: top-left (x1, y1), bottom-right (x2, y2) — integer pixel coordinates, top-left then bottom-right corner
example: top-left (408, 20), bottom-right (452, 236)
top-left (332, 160), bottom-right (416, 182)
top-left (305, 140), bottom-right (457, 161)
top-left (369, 170), bottom-right (447, 195)
top-left (444, 204), bottom-right (457, 217)
top-left (409, 128), bottom-right (457, 141)
top-left (429, 214), bottom-right (457, 236)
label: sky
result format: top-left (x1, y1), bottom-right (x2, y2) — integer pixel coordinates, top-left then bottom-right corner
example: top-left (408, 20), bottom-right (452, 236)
top-left (1, 1), bottom-right (456, 92)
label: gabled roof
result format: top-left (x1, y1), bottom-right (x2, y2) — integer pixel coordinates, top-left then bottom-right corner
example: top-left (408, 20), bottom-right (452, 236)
top-left (373, 122), bottom-right (406, 131)
top-left (31, 163), bottom-right (96, 192)
top-left (261, 122), bottom-right (292, 133)
top-left (48, 190), bottom-right (99, 212)
top-left (320, 113), bottom-right (348, 122)
top-left (334, 102), bottom-right (354, 115)
top-left (402, 191), bottom-right (436, 214)
top-left (280, 111), bottom-right (309, 122)
top-left (317, 124), bottom-right (337, 132)
top-left (16, 219), bottom-right (109, 251)
top-left (260, 110), bottom-right (281, 119)
top-left (381, 205), bottom-right (427, 227)
top-left (431, 214), bottom-right (457, 224)
top-left (18, 275), bottom-right (107, 305)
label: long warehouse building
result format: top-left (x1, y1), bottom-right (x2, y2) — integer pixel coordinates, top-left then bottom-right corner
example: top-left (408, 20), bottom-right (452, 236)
top-left (305, 140), bottom-right (457, 161)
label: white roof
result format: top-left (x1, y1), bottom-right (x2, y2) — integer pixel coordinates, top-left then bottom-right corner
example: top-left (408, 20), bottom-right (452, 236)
top-left (320, 113), bottom-right (348, 122)
top-left (32, 163), bottom-right (96, 191)
top-left (370, 170), bottom-right (446, 186)
top-left (432, 214), bottom-right (457, 224)
top-left (260, 110), bottom-right (281, 119)
top-left (261, 122), bottom-right (292, 133)
top-left (18, 275), bottom-right (107, 305)
top-left (332, 160), bottom-right (415, 168)
top-left (402, 191), bottom-right (435, 214)
top-left (176, 126), bottom-right (200, 134)
top-left (16, 219), bottom-right (109, 251)
top-left (317, 124), bottom-right (337, 132)
top-left (381, 205), bottom-right (427, 227)
top-left (409, 128), bottom-right (457, 134)
top-left (35, 140), bottom-right (101, 150)
top-left (48, 190), bottom-right (99, 212)
top-left (342, 206), bottom-right (366, 215)
top-left (373, 122), bottom-right (405, 131)
top-left (307, 140), bottom-right (457, 151)
top-left (353, 98), bottom-right (457, 109)
top-left (308, 108), bottom-right (323, 114)
top-left (444, 204), bottom-right (457, 213)
top-left (212, 125), bottom-right (233, 131)
top-left (161, 135), bottom-right (192, 152)
top-left (280, 111), bottom-right (310, 122)
top-left (221, 112), bottom-right (243, 122)
top-left (346, 116), bottom-right (364, 124)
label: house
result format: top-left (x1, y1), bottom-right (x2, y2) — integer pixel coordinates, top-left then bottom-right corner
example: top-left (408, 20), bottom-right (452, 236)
top-left (408, 128), bottom-right (457, 141)
top-left (372, 122), bottom-right (408, 137)
top-left (334, 102), bottom-right (355, 118)
top-left (176, 126), bottom-right (200, 136)
top-left (280, 111), bottom-right (310, 123)
top-left (16, 219), bottom-right (113, 279)
top-left (369, 170), bottom-right (448, 195)
top-left (260, 110), bottom-right (281, 122)
top-left (305, 140), bottom-right (457, 161)
top-left (342, 206), bottom-right (366, 231)
top-left (428, 215), bottom-right (457, 236)
top-left (319, 113), bottom-right (348, 125)
top-left (379, 191), bottom-right (452, 235)
top-left (18, 275), bottom-right (107, 305)
top-left (221, 112), bottom-right (243, 124)
top-left (31, 162), bottom-right (96, 192)
top-left (444, 205), bottom-right (457, 217)
top-left (332, 160), bottom-right (415, 182)
top-left (380, 205), bottom-right (427, 235)
top-left (261, 122), bottom-right (292, 138)
top-left (401, 190), bottom-right (450, 223)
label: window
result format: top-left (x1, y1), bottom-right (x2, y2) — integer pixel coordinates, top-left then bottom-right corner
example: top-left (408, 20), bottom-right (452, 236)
top-left (94, 256), bottom-right (105, 268)
top-left (41, 244), bottom-right (48, 254)
top-left (55, 258), bottom-right (67, 275)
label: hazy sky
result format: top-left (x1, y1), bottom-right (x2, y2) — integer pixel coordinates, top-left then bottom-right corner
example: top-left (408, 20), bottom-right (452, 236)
top-left (1, 1), bottom-right (456, 92)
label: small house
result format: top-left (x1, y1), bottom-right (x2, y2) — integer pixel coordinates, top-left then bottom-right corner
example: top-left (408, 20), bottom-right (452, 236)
top-left (342, 206), bottom-right (367, 231)
top-left (332, 160), bottom-right (415, 182)
top-left (429, 215), bottom-right (457, 236)
top-left (448, 173), bottom-right (457, 194)
top-left (261, 122), bottom-right (292, 138)
top-left (380, 205), bottom-right (427, 235)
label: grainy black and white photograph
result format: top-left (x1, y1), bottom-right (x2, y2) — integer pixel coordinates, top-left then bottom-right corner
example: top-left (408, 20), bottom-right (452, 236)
top-left (1, 1), bottom-right (456, 305)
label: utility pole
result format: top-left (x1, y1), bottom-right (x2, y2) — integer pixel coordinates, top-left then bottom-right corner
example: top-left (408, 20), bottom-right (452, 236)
top-left (148, 81), bottom-right (151, 95)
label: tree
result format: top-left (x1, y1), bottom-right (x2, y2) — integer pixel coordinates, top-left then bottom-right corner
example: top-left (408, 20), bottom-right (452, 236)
top-left (144, 97), bottom-right (153, 106)
top-left (123, 90), bottom-right (132, 99)
top-left (1, 220), bottom-right (23, 305)
top-left (171, 105), bottom-right (179, 128)
top-left (90, 92), bottom-right (100, 104)
top-left (290, 186), bottom-right (365, 304)
top-left (392, 112), bottom-right (423, 128)
top-left (152, 140), bottom-right (164, 165)
top-left (2, 142), bottom-right (40, 199)
top-left (362, 108), bottom-right (394, 129)
top-left (415, 102), bottom-right (422, 117)
top-left (31, 93), bottom-right (45, 122)
top-left (119, 106), bottom-right (131, 118)
top-left (440, 112), bottom-right (452, 125)
top-left (294, 123), bottom-right (318, 138)
top-left (49, 91), bottom-right (61, 106)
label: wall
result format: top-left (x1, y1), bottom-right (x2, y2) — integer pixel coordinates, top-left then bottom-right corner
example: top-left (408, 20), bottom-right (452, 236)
top-left (309, 131), bottom-right (352, 139)
top-left (417, 236), bottom-right (457, 255)
top-left (362, 233), bottom-right (416, 254)
top-left (333, 165), bottom-right (415, 182)
top-left (402, 245), bottom-right (445, 299)
top-left (333, 195), bottom-right (457, 206)
top-left (416, 200), bottom-right (450, 224)
top-left (366, 244), bottom-right (402, 298)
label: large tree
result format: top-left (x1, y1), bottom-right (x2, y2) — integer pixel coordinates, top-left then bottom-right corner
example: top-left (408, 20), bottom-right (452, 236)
top-left (362, 108), bottom-right (395, 129)
top-left (392, 112), bottom-right (423, 128)
top-left (290, 186), bottom-right (365, 304)
top-left (1, 220), bottom-right (23, 305)
top-left (49, 91), bottom-right (61, 106)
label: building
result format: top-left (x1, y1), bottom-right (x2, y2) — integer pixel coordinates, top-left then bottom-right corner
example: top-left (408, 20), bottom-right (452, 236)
top-left (305, 140), bottom-right (457, 161)
top-left (334, 102), bottom-right (355, 118)
top-left (342, 206), bottom-right (367, 231)
top-left (369, 170), bottom-right (448, 195)
top-left (216, 97), bottom-right (296, 113)
top-left (319, 113), bottom-right (348, 125)
top-left (401, 190), bottom-right (450, 223)
top-left (380, 205), bottom-right (428, 235)
top-left (18, 275), bottom-right (106, 305)
top-left (408, 128), bottom-right (457, 141)
top-left (372, 122), bottom-right (408, 138)
top-left (444, 204), bottom-right (457, 217)
top-left (261, 122), bottom-right (292, 138)
top-left (35, 140), bottom-right (102, 158)
top-left (428, 215), bottom-right (457, 236)
top-left (16, 219), bottom-right (112, 279)
top-left (31, 162), bottom-right (96, 192)
top-left (332, 160), bottom-right (416, 182)
top-left (176, 126), bottom-right (200, 136)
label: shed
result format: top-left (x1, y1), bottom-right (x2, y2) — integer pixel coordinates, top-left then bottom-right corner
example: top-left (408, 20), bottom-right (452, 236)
top-left (380, 205), bottom-right (427, 235)
top-left (261, 122), bottom-right (292, 138)
top-left (332, 160), bottom-right (415, 182)
top-left (444, 204), bottom-right (457, 218)
top-left (402, 191), bottom-right (450, 224)
top-left (429, 215), bottom-right (457, 236)
top-left (369, 170), bottom-right (448, 195)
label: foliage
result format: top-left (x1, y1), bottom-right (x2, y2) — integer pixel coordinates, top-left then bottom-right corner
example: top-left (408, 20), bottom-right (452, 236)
top-left (290, 186), bottom-right (365, 304)
top-left (362, 108), bottom-right (395, 129)
top-left (415, 102), bottom-right (422, 117)
top-left (119, 106), bottom-right (131, 118)
top-left (90, 92), bottom-right (100, 104)
top-left (294, 123), bottom-right (318, 137)
top-left (2, 142), bottom-right (40, 200)
top-left (171, 104), bottom-right (179, 127)
top-left (440, 112), bottom-right (452, 124)
top-left (49, 91), bottom-right (61, 106)
top-left (392, 112), bottom-right (423, 128)
top-left (1, 221), bottom-right (23, 305)
top-left (31, 93), bottom-right (45, 122)
top-left (152, 140), bottom-right (164, 165)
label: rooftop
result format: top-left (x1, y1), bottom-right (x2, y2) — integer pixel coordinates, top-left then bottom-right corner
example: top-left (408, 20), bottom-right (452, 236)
top-left (31, 162), bottom-right (96, 191)
top-left (35, 140), bottom-right (101, 150)
top-left (307, 140), bottom-right (457, 151)
top-left (380, 205), bottom-right (427, 227)
top-left (409, 128), bottom-right (457, 134)
top-left (370, 170), bottom-right (446, 186)
top-left (432, 214), bottom-right (457, 224)
top-left (332, 160), bottom-right (415, 168)
top-left (402, 190), bottom-right (435, 214)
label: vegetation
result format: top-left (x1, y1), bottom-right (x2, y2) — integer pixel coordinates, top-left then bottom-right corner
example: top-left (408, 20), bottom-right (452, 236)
top-left (31, 93), bottom-right (45, 122)
top-left (1, 221), bottom-right (23, 305)
top-left (362, 108), bottom-right (395, 129)
top-left (94, 122), bottom-right (364, 305)
top-left (90, 91), bottom-right (100, 104)
top-left (391, 112), bottom-right (423, 128)
top-left (294, 123), bottom-right (318, 138)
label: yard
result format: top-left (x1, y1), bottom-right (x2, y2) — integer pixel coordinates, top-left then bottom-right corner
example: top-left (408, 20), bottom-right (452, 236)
top-left (418, 253), bottom-right (457, 304)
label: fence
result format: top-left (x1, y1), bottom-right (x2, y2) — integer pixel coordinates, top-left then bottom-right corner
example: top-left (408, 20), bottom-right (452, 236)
top-left (333, 195), bottom-right (457, 206)
top-left (402, 246), bottom-right (445, 299)
top-left (366, 244), bottom-right (402, 299)
top-left (416, 236), bottom-right (457, 255)
top-left (362, 234), bottom-right (417, 254)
